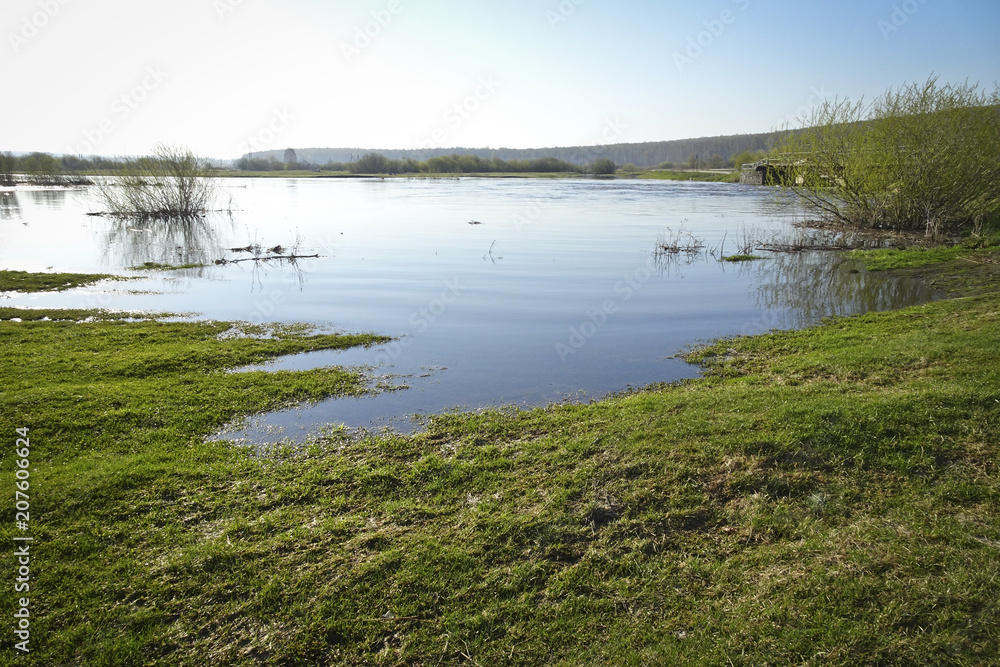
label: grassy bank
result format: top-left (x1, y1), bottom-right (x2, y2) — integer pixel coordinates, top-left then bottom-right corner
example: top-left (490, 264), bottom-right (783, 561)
top-left (636, 169), bottom-right (741, 183)
top-left (848, 234), bottom-right (1000, 271)
top-left (1, 252), bottom-right (998, 665)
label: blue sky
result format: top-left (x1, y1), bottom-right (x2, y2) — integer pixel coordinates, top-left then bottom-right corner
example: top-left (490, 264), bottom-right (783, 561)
top-left (2, 0), bottom-right (998, 158)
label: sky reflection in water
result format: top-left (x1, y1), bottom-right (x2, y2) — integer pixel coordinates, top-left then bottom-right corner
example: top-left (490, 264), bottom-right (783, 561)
top-left (0, 178), bottom-right (937, 440)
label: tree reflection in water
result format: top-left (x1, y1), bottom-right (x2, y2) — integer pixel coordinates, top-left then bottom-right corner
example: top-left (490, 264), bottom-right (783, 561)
top-left (750, 251), bottom-right (938, 331)
top-left (0, 191), bottom-right (21, 221)
top-left (99, 212), bottom-right (236, 269)
top-left (22, 189), bottom-right (70, 209)
top-left (651, 240), bottom-right (938, 334)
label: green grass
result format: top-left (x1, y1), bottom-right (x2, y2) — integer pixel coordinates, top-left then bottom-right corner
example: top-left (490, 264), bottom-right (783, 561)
top-left (636, 169), bottom-right (741, 183)
top-left (128, 262), bottom-right (206, 271)
top-left (1, 254), bottom-right (998, 665)
top-left (721, 254), bottom-right (764, 262)
top-left (849, 234), bottom-right (1000, 270)
top-left (0, 270), bottom-right (122, 293)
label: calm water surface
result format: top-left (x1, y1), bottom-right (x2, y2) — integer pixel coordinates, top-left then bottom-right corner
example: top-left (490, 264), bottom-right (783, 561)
top-left (0, 178), bottom-right (937, 439)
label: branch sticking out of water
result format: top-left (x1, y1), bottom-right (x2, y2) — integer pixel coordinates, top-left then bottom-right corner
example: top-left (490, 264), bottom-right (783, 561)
top-left (214, 253), bottom-right (320, 265)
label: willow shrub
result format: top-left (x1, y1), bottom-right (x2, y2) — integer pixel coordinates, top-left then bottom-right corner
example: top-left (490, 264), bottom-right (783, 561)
top-left (95, 144), bottom-right (218, 221)
top-left (777, 77), bottom-right (1000, 236)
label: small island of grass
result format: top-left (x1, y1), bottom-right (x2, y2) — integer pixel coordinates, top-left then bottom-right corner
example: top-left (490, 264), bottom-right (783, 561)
top-left (0, 269), bottom-right (121, 293)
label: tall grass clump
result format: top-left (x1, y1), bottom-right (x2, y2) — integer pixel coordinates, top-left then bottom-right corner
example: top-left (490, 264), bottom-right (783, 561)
top-left (777, 77), bottom-right (1000, 237)
top-left (95, 144), bottom-right (218, 221)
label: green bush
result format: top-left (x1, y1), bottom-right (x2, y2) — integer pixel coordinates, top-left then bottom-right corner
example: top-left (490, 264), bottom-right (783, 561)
top-left (777, 77), bottom-right (1000, 236)
top-left (591, 158), bottom-right (616, 175)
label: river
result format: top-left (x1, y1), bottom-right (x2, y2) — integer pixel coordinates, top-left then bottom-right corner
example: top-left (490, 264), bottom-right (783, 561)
top-left (0, 177), bottom-right (937, 439)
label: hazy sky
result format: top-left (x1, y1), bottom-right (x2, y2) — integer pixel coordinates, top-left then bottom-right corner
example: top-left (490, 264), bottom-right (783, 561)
top-left (3, 0), bottom-right (998, 159)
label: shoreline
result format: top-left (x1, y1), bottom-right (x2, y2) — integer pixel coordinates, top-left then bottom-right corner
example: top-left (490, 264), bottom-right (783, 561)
top-left (1, 245), bottom-right (997, 663)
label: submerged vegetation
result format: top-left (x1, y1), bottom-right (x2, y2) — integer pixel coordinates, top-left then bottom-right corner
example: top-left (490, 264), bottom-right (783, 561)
top-left (128, 261), bottom-right (206, 271)
top-left (776, 77), bottom-right (1000, 236)
top-left (1, 248), bottom-right (997, 663)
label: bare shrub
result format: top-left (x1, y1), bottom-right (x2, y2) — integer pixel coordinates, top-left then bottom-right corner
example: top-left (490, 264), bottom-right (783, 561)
top-left (94, 144), bottom-right (218, 221)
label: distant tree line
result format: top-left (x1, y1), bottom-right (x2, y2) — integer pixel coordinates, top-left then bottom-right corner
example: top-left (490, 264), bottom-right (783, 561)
top-left (0, 151), bottom-right (121, 184)
top-left (241, 131), bottom-right (780, 170)
top-left (234, 151), bottom-right (609, 175)
top-left (364, 153), bottom-right (586, 175)
top-left (234, 149), bottom-right (777, 175)
top-left (234, 155), bottom-right (292, 172)
top-left (234, 146), bottom-right (777, 175)
top-left (341, 152), bottom-right (591, 175)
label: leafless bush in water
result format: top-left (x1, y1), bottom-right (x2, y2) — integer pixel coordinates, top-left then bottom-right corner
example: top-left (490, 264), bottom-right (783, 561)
top-left (93, 144), bottom-right (219, 222)
top-left (656, 224), bottom-right (705, 256)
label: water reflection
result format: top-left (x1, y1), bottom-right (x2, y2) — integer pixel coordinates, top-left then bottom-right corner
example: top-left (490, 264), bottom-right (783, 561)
top-left (0, 191), bottom-right (21, 220)
top-left (751, 251), bottom-right (937, 330)
top-left (651, 248), bottom-right (707, 279)
top-left (22, 189), bottom-right (71, 208)
top-left (99, 213), bottom-right (235, 268)
top-left (6, 177), bottom-right (945, 441)
top-left (243, 256), bottom-right (310, 293)
top-left (649, 246), bottom-right (935, 333)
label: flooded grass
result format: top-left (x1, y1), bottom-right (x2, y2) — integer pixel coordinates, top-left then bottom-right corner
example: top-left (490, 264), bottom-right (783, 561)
top-left (128, 261), bottom-right (206, 271)
top-left (0, 269), bottom-right (124, 293)
top-left (2, 251), bottom-right (998, 664)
